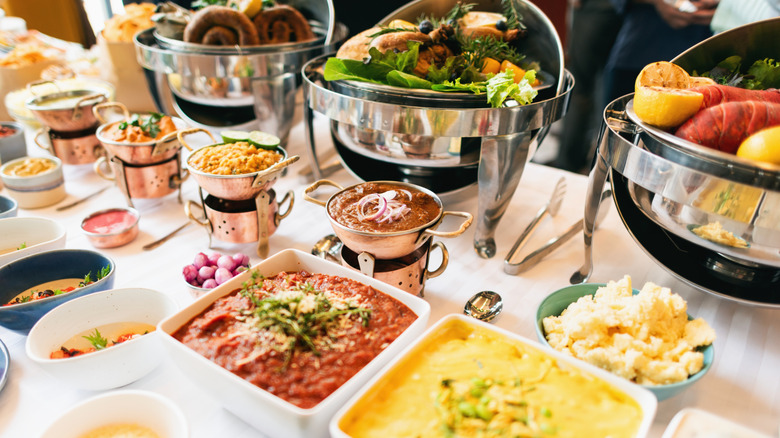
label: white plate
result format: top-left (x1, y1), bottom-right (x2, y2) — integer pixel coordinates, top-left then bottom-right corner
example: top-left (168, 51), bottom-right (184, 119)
top-left (662, 408), bottom-right (771, 438)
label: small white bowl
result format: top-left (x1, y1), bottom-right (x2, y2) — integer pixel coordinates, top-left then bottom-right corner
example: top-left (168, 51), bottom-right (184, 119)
top-left (39, 389), bottom-right (188, 438)
top-left (26, 287), bottom-right (178, 391)
top-left (0, 216), bottom-right (66, 268)
top-left (0, 194), bottom-right (18, 219)
top-left (159, 248), bottom-right (431, 438)
top-left (0, 121), bottom-right (27, 164)
top-left (0, 156), bottom-right (65, 209)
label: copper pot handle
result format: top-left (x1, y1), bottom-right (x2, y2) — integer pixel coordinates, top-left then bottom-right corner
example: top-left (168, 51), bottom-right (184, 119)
top-left (93, 156), bottom-right (115, 181)
top-left (426, 241), bottom-right (449, 279)
top-left (185, 200), bottom-right (210, 227)
top-left (177, 127), bottom-right (216, 151)
top-left (33, 127), bottom-right (53, 154)
top-left (274, 190), bottom-right (295, 226)
top-left (423, 211), bottom-right (474, 239)
top-left (303, 179), bottom-right (343, 207)
top-left (92, 101), bottom-right (129, 125)
top-left (72, 94), bottom-right (107, 120)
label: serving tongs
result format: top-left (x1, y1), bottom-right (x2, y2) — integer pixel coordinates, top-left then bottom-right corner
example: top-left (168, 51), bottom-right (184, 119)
top-left (503, 178), bottom-right (566, 274)
top-left (505, 189), bottom-right (612, 275)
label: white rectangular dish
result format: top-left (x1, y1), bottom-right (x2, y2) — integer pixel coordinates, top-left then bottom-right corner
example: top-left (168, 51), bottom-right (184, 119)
top-left (331, 314), bottom-right (658, 438)
top-left (662, 408), bottom-right (772, 438)
top-left (158, 248), bottom-right (431, 438)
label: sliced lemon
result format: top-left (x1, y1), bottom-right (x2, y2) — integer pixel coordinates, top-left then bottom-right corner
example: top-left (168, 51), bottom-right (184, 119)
top-left (221, 130), bottom-right (252, 143)
top-left (633, 86), bottom-right (703, 129)
top-left (228, 0), bottom-right (263, 18)
top-left (459, 11), bottom-right (504, 28)
top-left (387, 19), bottom-right (417, 30)
top-left (690, 76), bottom-right (717, 87)
top-left (737, 126), bottom-right (780, 164)
top-left (248, 131), bottom-right (281, 149)
top-left (635, 61), bottom-right (691, 91)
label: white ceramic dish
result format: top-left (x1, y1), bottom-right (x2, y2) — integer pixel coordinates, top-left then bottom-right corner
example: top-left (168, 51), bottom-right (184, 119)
top-left (0, 194), bottom-right (18, 219)
top-left (0, 217), bottom-right (66, 268)
top-left (662, 408), bottom-right (771, 438)
top-left (330, 314), bottom-right (658, 438)
top-left (26, 288), bottom-right (178, 391)
top-left (0, 338), bottom-right (8, 393)
top-left (39, 389), bottom-right (188, 438)
top-left (158, 248), bottom-right (431, 438)
top-left (0, 156), bottom-right (66, 209)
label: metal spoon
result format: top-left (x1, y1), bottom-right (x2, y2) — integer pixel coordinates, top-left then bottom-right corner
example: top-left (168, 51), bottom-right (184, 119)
top-left (464, 291), bottom-right (503, 322)
top-left (311, 234), bottom-right (343, 263)
top-left (142, 222), bottom-right (191, 251)
top-left (55, 186), bottom-right (110, 211)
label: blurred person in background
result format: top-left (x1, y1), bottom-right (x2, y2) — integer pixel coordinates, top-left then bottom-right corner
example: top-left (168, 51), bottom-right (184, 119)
top-left (603, 0), bottom-right (718, 103)
top-left (710, 0), bottom-right (780, 32)
top-left (552, 0), bottom-right (622, 174)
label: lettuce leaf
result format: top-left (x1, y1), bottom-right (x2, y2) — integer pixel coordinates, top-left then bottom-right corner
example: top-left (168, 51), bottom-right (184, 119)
top-left (744, 58), bottom-right (780, 90)
top-left (386, 71), bottom-right (433, 89)
top-left (323, 58), bottom-right (391, 84)
top-left (486, 70), bottom-right (538, 108)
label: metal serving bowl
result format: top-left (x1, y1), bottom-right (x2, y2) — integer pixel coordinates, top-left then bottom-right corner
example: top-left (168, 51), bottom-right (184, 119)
top-left (94, 102), bottom-right (188, 165)
top-left (25, 88), bottom-right (107, 133)
top-left (304, 179), bottom-right (472, 259)
top-left (180, 128), bottom-right (299, 201)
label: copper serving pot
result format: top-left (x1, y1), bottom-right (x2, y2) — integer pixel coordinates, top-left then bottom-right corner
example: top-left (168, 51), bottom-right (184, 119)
top-left (304, 179), bottom-right (473, 259)
top-left (179, 128), bottom-right (300, 201)
top-left (94, 155), bottom-right (186, 199)
top-left (25, 81), bottom-right (108, 132)
top-left (33, 127), bottom-right (105, 165)
top-left (341, 237), bottom-right (448, 296)
top-left (93, 102), bottom-right (187, 165)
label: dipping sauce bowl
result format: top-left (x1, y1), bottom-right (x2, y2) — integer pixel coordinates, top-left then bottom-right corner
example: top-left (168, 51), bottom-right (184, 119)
top-left (81, 207), bottom-right (140, 248)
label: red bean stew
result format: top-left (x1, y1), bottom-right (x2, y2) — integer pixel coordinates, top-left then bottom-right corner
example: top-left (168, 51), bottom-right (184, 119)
top-left (328, 182), bottom-right (441, 233)
top-left (173, 270), bottom-right (417, 409)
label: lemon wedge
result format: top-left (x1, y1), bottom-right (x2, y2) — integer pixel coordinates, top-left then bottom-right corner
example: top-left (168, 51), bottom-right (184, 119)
top-left (633, 86), bottom-right (703, 129)
top-left (737, 126), bottom-right (780, 165)
top-left (387, 19), bottom-right (417, 30)
top-left (635, 61), bottom-right (692, 91)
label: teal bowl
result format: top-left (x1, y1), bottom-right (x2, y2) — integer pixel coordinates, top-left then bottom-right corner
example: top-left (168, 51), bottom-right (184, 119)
top-left (535, 283), bottom-right (714, 402)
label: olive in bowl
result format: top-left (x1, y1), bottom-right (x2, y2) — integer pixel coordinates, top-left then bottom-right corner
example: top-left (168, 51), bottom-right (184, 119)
top-left (0, 249), bottom-right (115, 333)
top-left (26, 287), bottom-right (177, 391)
top-left (535, 279), bottom-right (714, 401)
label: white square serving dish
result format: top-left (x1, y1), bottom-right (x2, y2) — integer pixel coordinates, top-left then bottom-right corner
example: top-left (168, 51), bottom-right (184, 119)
top-left (158, 248), bottom-right (431, 438)
top-left (331, 314), bottom-right (658, 438)
top-left (662, 408), bottom-right (771, 438)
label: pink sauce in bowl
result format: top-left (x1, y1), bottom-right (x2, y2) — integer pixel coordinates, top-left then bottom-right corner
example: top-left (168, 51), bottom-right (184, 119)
top-left (81, 207), bottom-right (140, 248)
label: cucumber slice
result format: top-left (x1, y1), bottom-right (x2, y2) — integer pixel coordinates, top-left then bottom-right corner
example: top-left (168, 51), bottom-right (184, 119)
top-left (220, 130), bottom-right (252, 143)
top-left (248, 131), bottom-right (281, 149)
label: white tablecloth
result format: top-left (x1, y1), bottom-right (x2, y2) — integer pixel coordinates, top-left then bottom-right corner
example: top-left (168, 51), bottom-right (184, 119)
top-left (1, 114), bottom-right (778, 438)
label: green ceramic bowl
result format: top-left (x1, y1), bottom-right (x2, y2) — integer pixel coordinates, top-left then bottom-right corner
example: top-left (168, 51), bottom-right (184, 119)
top-left (535, 283), bottom-right (714, 401)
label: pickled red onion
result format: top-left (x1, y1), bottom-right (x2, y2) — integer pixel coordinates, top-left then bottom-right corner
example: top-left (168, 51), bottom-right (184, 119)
top-left (355, 190), bottom-right (410, 223)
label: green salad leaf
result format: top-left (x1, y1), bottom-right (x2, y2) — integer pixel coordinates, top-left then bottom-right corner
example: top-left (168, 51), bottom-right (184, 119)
top-left (697, 56), bottom-right (780, 89)
top-left (486, 69), bottom-right (537, 107)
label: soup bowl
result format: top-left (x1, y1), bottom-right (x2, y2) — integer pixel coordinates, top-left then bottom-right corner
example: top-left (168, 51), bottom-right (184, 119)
top-left (0, 249), bottom-right (116, 333)
top-left (26, 287), bottom-right (178, 391)
top-left (304, 179), bottom-right (472, 259)
top-left (0, 216), bottom-right (66, 267)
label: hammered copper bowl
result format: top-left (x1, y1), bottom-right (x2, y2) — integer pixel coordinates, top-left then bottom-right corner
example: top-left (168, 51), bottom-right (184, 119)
top-left (95, 117), bottom-right (187, 165)
top-left (25, 90), bottom-right (107, 132)
top-left (304, 180), bottom-right (473, 260)
top-left (183, 133), bottom-right (296, 201)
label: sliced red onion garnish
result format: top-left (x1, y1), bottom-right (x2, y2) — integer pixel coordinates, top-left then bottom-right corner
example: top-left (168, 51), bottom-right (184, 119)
top-left (354, 190), bottom-right (411, 223)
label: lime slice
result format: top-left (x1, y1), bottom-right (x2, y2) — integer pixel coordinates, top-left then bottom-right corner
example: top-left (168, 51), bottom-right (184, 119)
top-left (220, 130), bottom-right (252, 143)
top-left (248, 131), bottom-right (281, 149)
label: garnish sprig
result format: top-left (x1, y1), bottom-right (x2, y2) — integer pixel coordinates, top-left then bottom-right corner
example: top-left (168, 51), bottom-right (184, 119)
top-left (118, 112), bottom-right (164, 138)
top-left (83, 328), bottom-right (109, 350)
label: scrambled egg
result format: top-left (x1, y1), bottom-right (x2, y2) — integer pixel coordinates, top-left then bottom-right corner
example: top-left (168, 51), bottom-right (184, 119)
top-left (692, 221), bottom-right (749, 248)
top-left (542, 276), bottom-right (715, 386)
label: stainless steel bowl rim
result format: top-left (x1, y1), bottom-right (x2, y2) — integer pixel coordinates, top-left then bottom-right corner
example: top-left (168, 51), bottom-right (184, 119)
top-left (324, 180), bottom-right (444, 238)
top-left (80, 207), bottom-right (141, 237)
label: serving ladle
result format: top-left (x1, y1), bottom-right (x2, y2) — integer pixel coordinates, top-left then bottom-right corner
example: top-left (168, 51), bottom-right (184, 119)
top-left (464, 290), bottom-right (503, 322)
top-left (311, 234), bottom-right (343, 263)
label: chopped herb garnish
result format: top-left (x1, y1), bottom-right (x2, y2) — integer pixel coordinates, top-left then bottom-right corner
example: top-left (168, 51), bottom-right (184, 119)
top-left (83, 328), bottom-right (109, 350)
top-left (117, 113), bottom-right (164, 138)
top-left (17, 242), bottom-right (26, 250)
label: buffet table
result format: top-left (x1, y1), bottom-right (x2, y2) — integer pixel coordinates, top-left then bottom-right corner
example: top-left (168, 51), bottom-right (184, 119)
top-left (0, 112), bottom-right (778, 438)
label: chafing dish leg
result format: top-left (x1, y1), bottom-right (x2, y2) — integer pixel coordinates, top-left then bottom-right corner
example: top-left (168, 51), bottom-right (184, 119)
top-left (570, 148), bottom-right (610, 284)
top-left (474, 133), bottom-right (533, 258)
